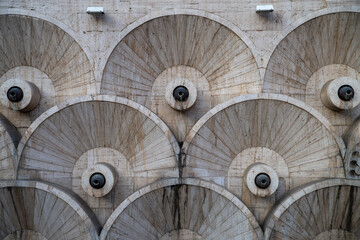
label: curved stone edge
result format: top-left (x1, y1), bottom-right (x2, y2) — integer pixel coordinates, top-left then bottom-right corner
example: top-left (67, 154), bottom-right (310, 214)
top-left (0, 114), bottom-right (21, 148)
top-left (0, 179), bottom-right (102, 239)
top-left (183, 93), bottom-right (346, 158)
top-left (99, 8), bottom-right (260, 89)
top-left (0, 10), bottom-right (96, 95)
top-left (0, 114), bottom-right (21, 180)
top-left (263, 7), bottom-right (360, 73)
top-left (343, 117), bottom-right (360, 150)
top-left (262, 178), bottom-right (360, 239)
top-left (15, 95), bottom-right (180, 175)
top-left (100, 177), bottom-right (263, 240)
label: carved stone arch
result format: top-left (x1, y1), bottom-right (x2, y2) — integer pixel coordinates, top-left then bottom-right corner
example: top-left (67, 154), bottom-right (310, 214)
top-left (263, 179), bottom-right (360, 239)
top-left (100, 11), bottom-right (261, 141)
top-left (263, 11), bottom-right (360, 135)
top-left (16, 95), bottom-right (179, 225)
top-left (0, 180), bottom-right (101, 239)
top-left (0, 13), bottom-right (95, 134)
top-left (100, 178), bottom-right (263, 240)
top-left (99, 8), bottom-right (260, 83)
top-left (263, 7), bottom-right (360, 68)
top-left (183, 93), bottom-right (345, 223)
top-left (0, 9), bottom-right (90, 55)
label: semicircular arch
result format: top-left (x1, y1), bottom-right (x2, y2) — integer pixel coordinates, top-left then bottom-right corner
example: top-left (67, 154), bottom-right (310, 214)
top-left (0, 180), bottom-right (101, 239)
top-left (0, 13), bottom-right (95, 104)
top-left (101, 178), bottom-right (262, 240)
top-left (183, 93), bottom-right (345, 184)
top-left (263, 11), bottom-right (360, 101)
top-left (263, 178), bottom-right (360, 239)
top-left (15, 95), bottom-right (179, 225)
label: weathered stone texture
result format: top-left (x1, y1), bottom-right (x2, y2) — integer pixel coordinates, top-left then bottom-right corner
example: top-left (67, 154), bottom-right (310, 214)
top-left (0, 1), bottom-right (359, 239)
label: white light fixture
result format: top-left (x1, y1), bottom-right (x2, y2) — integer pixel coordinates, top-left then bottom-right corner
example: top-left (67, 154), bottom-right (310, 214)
top-left (86, 7), bottom-right (104, 14)
top-left (256, 5), bottom-right (274, 13)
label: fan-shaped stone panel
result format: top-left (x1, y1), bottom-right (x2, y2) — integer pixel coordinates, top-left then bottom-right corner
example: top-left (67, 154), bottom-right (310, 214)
top-left (0, 180), bottom-right (100, 240)
top-left (16, 95), bottom-right (179, 225)
top-left (0, 66), bottom-right (56, 135)
top-left (160, 229), bottom-right (204, 240)
top-left (264, 12), bottom-right (360, 97)
top-left (4, 230), bottom-right (47, 240)
top-left (101, 178), bottom-right (262, 240)
top-left (184, 94), bottom-right (344, 182)
top-left (101, 14), bottom-right (260, 141)
top-left (0, 14), bottom-right (94, 103)
top-left (183, 94), bottom-right (345, 223)
top-left (264, 179), bottom-right (360, 240)
top-left (263, 12), bottom-right (360, 135)
top-left (0, 114), bottom-right (20, 180)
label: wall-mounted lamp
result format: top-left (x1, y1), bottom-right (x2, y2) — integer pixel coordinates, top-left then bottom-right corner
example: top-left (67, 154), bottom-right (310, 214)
top-left (86, 7), bottom-right (104, 14)
top-left (256, 5), bottom-right (274, 13)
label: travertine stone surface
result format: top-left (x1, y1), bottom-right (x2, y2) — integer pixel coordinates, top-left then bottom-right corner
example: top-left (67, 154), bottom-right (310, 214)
top-left (0, 66), bottom-right (56, 135)
top-left (228, 147), bottom-right (289, 223)
top-left (183, 94), bottom-right (345, 224)
top-left (184, 94), bottom-right (345, 183)
top-left (72, 147), bottom-right (135, 225)
top-left (313, 229), bottom-right (356, 240)
top-left (101, 15), bottom-right (260, 104)
top-left (152, 65), bottom-right (211, 141)
top-left (2, 1), bottom-right (359, 85)
top-left (0, 115), bottom-right (20, 180)
top-left (0, 78), bottom-right (41, 112)
top-left (0, 180), bottom-right (101, 240)
top-left (320, 77), bottom-right (360, 111)
top-left (81, 162), bottom-right (118, 198)
top-left (343, 119), bottom-right (360, 179)
top-left (264, 179), bottom-right (360, 240)
top-left (165, 78), bottom-right (197, 112)
top-left (0, 15), bottom-right (95, 103)
top-left (160, 229), bottom-right (205, 240)
top-left (0, 2), bottom-right (359, 240)
top-left (3, 230), bottom-right (48, 240)
top-left (264, 13), bottom-right (360, 98)
top-left (16, 96), bottom-right (179, 226)
top-left (306, 64), bottom-right (360, 135)
top-left (101, 14), bottom-right (261, 141)
top-left (244, 163), bottom-right (279, 198)
top-left (101, 178), bottom-right (262, 240)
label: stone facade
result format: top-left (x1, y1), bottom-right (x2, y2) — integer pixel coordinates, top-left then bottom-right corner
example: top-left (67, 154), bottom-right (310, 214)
top-left (0, 1), bottom-right (360, 239)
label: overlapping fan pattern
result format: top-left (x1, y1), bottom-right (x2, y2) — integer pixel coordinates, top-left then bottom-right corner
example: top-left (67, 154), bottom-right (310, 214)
top-left (0, 9), bottom-right (358, 240)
